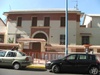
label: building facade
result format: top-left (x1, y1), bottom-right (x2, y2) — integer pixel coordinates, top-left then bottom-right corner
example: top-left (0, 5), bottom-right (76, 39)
top-left (4, 9), bottom-right (65, 52)
top-left (3, 9), bottom-right (100, 53)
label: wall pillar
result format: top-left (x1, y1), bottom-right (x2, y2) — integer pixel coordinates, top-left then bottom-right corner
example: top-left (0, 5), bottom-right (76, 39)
top-left (93, 48), bottom-right (97, 54)
top-left (84, 44), bottom-right (92, 54)
top-left (41, 42), bottom-right (46, 52)
top-left (68, 48), bottom-right (71, 54)
top-left (18, 42), bottom-right (24, 52)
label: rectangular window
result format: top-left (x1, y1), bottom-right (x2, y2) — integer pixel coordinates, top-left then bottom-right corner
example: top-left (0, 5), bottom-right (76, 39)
top-left (17, 17), bottom-right (22, 27)
top-left (44, 17), bottom-right (50, 26)
top-left (16, 34), bottom-right (21, 43)
top-left (82, 36), bottom-right (89, 45)
top-left (0, 35), bottom-right (4, 43)
top-left (60, 34), bottom-right (65, 45)
top-left (32, 17), bottom-right (37, 26)
top-left (60, 17), bottom-right (65, 27)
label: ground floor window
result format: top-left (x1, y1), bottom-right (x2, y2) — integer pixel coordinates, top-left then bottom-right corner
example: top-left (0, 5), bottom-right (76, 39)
top-left (82, 36), bottom-right (90, 45)
top-left (0, 35), bottom-right (4, 43)
top-left (60, 34), bottom-right (65, 45)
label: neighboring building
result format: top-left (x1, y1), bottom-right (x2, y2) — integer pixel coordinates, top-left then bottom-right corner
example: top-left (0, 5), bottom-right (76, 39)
top-left (0, 18), bottom-right (6, 43)
top-left (3, 9), bottom-right (100, 53)
top-left (82, 14), bottom-right (100, 45)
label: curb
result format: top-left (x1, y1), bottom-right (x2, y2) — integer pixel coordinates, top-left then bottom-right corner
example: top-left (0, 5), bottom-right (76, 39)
top-left (26, 64), bottom-right (45, 69)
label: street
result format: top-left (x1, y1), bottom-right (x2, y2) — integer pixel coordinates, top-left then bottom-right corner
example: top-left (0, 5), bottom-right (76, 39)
top-left (0, 67), bottom-right (89, 75)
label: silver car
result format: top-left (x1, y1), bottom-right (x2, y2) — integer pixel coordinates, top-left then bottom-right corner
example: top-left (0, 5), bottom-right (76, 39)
top-left (0, 50), bottom-right (32, 70)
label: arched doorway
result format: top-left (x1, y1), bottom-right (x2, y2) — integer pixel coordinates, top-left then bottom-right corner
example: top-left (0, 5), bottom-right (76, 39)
top-left (31, 33), bottom-right (47, 52)
top-left (33, 33), bottom-right (47, 41)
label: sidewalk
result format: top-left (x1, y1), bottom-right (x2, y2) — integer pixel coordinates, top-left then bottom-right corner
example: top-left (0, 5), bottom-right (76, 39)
top-left (26, 64), bottom-right (45, 69)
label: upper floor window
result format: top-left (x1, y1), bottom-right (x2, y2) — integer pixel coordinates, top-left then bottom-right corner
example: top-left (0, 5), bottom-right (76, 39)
top-left (82, 36), bottom-right (90, 45)
top-left (17, 17), bottom-right (22, 27)
top-left (44, 17), bottom-right (50, 26)
top-left (32, 17), bottom-right (37, 26)
top-left (60, 17), bottom-right (65, 27)
top-left (60, 34), bottom-right (65, 45)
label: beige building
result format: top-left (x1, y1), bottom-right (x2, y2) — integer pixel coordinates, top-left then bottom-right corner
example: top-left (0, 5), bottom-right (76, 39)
top-left (3, 9), bottom-right (65, 52)
top-left (3, 9), bottom-right (100, 53)
top-left (0, 18), bottom-right (6, 43)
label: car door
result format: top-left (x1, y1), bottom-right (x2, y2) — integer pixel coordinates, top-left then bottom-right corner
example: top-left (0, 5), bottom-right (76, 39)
top-left (61, 54), bottom-right (77, 72)
top-left (2, 51), bottom-right (17, 66)
top-left (75, 54), bottom-right (91, 72)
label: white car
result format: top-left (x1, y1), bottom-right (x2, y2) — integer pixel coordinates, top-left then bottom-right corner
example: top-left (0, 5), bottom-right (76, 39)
top-left (0, 50), bottom-right (32, 70)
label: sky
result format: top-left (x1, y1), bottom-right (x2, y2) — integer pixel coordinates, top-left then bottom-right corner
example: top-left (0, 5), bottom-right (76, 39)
top-left (68, 0), bottom-right (100, 14)
top-left (68, 0), bottom-right (100, 24)
top-left (0, 0), bottom-right (100, 21)
top-left (0, 0), bottom-right (66, 21)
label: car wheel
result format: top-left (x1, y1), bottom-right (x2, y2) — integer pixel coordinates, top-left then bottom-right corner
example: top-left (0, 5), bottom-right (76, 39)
top-left (52, 65), bottom-right (60, 73)
top-left (13, 63), bottom-right (20, 70)
top-left (89, 67), bottom-right (99, 75)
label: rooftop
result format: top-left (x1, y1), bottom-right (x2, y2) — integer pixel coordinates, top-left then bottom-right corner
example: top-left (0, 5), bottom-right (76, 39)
top-left (87, 14), bottom-right (100, 17)
top-left (3, 8), bottom-right (84, 16)
top-left (3, 9), bottom-right (65, 16)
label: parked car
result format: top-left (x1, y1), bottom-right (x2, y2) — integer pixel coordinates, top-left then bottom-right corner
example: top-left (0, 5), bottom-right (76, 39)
top-left (0, 49), bottom-right (32, 70)
top-left (45, 53), bottom-right (100, 75)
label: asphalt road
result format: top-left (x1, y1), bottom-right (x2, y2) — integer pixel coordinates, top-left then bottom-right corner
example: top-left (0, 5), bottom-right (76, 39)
top-left (0, 67), bottom-right (89, 75)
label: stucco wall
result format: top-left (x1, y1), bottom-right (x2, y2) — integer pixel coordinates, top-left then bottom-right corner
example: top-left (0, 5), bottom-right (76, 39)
top-left (7, 20), bottom-right (65, 44)
top-left (92, 17), bottom-right (100, 28)
top-left (0, 19), bottom-right (6, 43)
top-left (50, 20), bottom-right (65, 44)
top-left (68, 21), bottom-right (77, 45)
top-left (7, 21), bottom-right (31, 43)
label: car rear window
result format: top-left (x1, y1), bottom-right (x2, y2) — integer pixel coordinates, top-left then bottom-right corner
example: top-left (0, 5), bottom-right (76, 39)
top-left (88, 55), bottom-right (96, 60)
top-left (19, 52), bottom-right (26, 56)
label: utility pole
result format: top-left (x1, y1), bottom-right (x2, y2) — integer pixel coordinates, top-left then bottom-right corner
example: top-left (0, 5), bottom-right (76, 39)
top-left (65, 0), bottom-right (68, 56)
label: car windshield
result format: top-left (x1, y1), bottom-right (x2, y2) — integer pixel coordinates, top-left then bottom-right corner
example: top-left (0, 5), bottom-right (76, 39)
top-left (19, 52), bottom-right (26, 56)
top-left (0, 51), bottom-right (6, 57)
